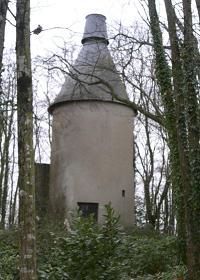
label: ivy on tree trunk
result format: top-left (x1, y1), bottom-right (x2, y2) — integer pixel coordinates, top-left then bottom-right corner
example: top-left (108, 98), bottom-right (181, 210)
top-left (182, 0), bottom-right (200, 278)
top-left (147, 0), bottom-right (186, 262)
top-left (148, 0), bottom-right (200, 278)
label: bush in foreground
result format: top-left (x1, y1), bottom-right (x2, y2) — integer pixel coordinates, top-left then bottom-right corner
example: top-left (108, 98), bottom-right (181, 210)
top-left (38, 204), bottom-right (186, 280)
top-left (0, 204), bottom-right (186, 279)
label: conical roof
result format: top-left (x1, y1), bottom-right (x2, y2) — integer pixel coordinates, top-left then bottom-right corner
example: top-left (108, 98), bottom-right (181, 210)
top-left (49, 14), bottom-right (129, 114)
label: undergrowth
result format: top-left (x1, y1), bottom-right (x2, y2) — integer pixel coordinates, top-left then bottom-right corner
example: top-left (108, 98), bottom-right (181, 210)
top-left (0, 204), bottom-right (186, 279)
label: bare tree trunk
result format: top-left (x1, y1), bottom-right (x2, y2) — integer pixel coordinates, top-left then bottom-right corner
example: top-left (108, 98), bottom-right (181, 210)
top-left (1, 77), bottom-right (15, 227)
top-left (0, 135), bottom-right (6, 211)
top-left (1, 135), bottom-right (10, 228)
top-left (0, 0), bottom-right (8, 79)
top-left (16, 0), bottom-right (37, 278)
top-left (8, 131), bottom-right (16, 227)
top-left (163, 194), bottom-right (169, 233)
top-left (195, 0), bottom-right (200, 23)
top-left (0, 0), bottom-right (9, 225)
top-left (136, 115), bottom-right (169, 230)
top-left (1, 98), bottom-right (14, 228)
top-left (9, 183), bottom-right (18, 227)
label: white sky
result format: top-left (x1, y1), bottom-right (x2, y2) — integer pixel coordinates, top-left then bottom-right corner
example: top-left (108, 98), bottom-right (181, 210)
top-left (30, 0), bottom-right (140, 31)
top-left (5, 0), bottom-right (143, 56)
top-left (30, 0), bottom-right (142, 55)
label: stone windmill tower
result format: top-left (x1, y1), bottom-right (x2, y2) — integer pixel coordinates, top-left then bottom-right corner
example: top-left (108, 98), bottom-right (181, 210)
top-left (48, 14), bottom-right (136, 227)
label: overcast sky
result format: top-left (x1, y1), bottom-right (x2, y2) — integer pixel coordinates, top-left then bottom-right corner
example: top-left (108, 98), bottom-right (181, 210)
top-left (30, 0), bottom-right (140, 31)
top-left (30, 0), bottom-right (142, 54)
top-left (5, 0), bottom-right (144, 56)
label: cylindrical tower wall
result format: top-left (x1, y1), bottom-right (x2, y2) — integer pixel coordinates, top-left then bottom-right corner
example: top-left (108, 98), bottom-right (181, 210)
top-left (49, 101), bottom-right (135, 227)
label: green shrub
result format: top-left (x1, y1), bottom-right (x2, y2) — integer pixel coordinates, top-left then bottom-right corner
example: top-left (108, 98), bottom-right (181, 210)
top-left (38, 203), bottom-right (126, 280)
top-left (132, 265), bottom-right (186, 280)
top-left (0, 206), bottom-right (186, 280)
top-left (0, 229), bottom-right (19, 280)
top-left (38, 204), bottom-right (183, 280)
top-left (121, 233), bottom-right (179, 277)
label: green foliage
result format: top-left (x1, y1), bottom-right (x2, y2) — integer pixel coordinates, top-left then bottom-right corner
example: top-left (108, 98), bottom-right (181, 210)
top-left (123, 233), bottom-right (178, 276)
top-left (131, 265), bottom-right (186, 280)
top-left (0, 205), bottom-right (186, 280)
top-left (38, 204), bottom-right (185, 280)
top-left (38, 203), bottom-right (124, 280)
top-left (0, 229), bottom-right (19, 280)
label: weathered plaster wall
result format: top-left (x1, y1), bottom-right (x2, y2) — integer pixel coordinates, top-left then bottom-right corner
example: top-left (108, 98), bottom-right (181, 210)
top-left (35, 163), bottom-right (50, 218)
top-left (49, 101), bottom-right (135, 227)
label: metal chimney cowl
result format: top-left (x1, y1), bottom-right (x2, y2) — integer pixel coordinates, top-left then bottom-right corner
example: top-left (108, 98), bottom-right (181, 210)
top-left (81, 14), bottom-right (109, 44)
top-left (48, 13), bottom-right (128, 114)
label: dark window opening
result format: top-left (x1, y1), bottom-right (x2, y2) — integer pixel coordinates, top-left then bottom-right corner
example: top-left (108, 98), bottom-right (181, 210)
top-left (77, 202), bottom-right (98, 221)
top-left (122, 190), bottom-right (125, 197)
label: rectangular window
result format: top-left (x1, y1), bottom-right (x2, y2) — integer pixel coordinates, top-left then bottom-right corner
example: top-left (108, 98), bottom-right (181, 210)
top-left (77, 202), bottom-right (98, 221)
